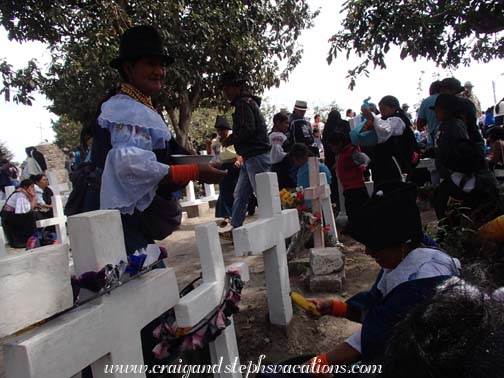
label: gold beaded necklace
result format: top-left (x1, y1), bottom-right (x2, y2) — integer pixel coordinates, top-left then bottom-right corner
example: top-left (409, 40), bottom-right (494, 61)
top-left (120, 83), bottom-right (155, 111)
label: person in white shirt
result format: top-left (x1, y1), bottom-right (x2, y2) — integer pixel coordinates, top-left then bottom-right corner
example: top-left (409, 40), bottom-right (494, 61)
top-left (270, 112), bottom-right (296, 189)
top-left (31, 174), bottom-right (54, 219)
top-left (312, 114), bottom-right (325, 132)
top-left (0, 179), bottom-right (37, 248)
top-left (269, 112), bottom-right (289, 164)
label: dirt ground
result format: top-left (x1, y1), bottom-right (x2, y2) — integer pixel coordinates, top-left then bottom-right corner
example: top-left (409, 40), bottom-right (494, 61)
top-left (0, 206), bottom-right (437, 375)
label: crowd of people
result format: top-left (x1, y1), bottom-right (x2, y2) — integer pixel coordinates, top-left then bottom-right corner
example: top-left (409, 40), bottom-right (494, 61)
top-left (202, 66), bottom-right (504, 375)
top-left (3, 24), bottom-right (504, 376)
top-left (0, 146), bottom-right (59, 248)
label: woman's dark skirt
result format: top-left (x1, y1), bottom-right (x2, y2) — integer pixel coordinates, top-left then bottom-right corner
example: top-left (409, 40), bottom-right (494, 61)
top-left (215, 161), bottom-right (240, 219)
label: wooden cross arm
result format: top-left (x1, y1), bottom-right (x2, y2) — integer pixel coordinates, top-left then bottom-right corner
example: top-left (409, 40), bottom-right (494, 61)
top-left (5, 303), bottom-right (106, 378)
top-left (282, 209), bottom-right (301, 238)
top-left (36, 216), bottom-right (67, 228)
top-left (0, 244), bottom-right (72, 338)
top-left (233, 210), bottom-right (300, 257)
top-left (4, 268), bottom-right (179, 378)
top-left (175, 262), bottom-right (249, 328)
top-left (417, 158), bottom-right (436, 171)
top-left (233, 218), bottom-right (277, 256)
top-left (303, 185), bottom-right (327, 201)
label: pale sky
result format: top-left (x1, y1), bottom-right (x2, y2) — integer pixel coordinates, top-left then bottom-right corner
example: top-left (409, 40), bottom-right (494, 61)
top-left (1, 0), bottom-right (504, 161)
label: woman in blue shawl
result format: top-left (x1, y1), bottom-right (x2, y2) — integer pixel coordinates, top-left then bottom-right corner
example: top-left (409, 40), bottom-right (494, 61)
top-left (306, 182), bottom-right (461, 370)
top-left (92, 26), bottom-right (225, 254)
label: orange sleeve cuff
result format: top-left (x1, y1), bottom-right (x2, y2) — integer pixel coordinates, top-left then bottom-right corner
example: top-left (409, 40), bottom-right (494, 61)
top-left (170, 164), bottom-right (199, 185)
top-left (316, 353), bottom-right (329, 366)
top-left (331, 300), bottom-right (348, 317)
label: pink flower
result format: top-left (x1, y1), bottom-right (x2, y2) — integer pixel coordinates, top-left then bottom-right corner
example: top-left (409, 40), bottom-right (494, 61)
top-left (153, 343), bottom-right (170, 359)
top-left (227, 290), bottom-right (241, 304)
top-left (182, 332), bottom-right (205, 350)
top-left (152, 324), bottom-right (164, 339)
top-left (227, 268), bottom-right (240, 276)
top-left (215, 310), bottom-right (228, 330)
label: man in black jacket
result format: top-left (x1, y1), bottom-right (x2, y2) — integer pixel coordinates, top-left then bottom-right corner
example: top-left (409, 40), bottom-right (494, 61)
top-left (221, 72), bottom-right (271, 230)
top-left (439, 77), bottom-right (484, 150)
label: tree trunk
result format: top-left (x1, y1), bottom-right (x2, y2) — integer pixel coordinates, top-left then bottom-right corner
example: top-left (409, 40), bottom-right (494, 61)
top-left (165, 84), bottom-right (202, 153)
top-left (166, 89), bottom-right (194, 151)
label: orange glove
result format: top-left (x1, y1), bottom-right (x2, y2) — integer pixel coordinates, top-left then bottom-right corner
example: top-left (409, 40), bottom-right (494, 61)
top-left (309, 353), bottom-right (329, 376)
top-left (331, 300), bottom-right (348, 317)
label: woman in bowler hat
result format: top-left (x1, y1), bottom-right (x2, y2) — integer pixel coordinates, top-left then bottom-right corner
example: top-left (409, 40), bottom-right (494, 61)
top-left (94, 25), bottom-right (226, 254)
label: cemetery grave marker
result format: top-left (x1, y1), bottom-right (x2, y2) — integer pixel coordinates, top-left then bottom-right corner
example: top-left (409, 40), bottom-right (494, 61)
top-left (2, 210), bottom-right (179, 378)
top-left (175, 222), bottom-right (249, 378)
top-left (232, 172), bottom-right (300, 326)
top-left (35, 194), bottom-right (68, 245)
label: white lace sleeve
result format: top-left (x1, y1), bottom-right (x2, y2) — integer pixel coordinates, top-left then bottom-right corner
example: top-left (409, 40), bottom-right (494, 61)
top-left (373, 115), bottom-right (406, 143)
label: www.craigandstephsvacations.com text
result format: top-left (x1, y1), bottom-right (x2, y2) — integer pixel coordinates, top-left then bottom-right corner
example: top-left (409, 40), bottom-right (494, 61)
top-left (104, 355), bottom-right (383, 376)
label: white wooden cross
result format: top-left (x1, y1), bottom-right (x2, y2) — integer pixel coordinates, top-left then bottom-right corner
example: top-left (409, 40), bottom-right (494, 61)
top-left (335, 175), bottom-right (348, 227)
top-left (303, 157), bottom-right (326, 248)
top-left (319, 172), bottom-right (339, 243)
top-left (35, 194), bottom-right (68, 245)
top-left (175, 222), bottom-right (249, 378)
top-left (0, 243), bottom-right (73, 338)
top-left (199, 151), bottom-right (219, 201)
top-left (204, 182), bottom-right (218, 201)
top-left (185, 180), bottom-right (197, 202)
top-left (232, 172), bottom-right (300, 327)
top-left (0, 226), bottom-right (6, 256)
top-left (3, 210), bottom-right (180, 378)
top-left (417, 158), bottom-right (440, 186)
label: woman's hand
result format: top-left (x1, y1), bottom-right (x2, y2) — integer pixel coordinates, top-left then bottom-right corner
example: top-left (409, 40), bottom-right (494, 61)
top-left (221, 137), bottom-right (231, 147)
top-left (197, 164), bottom-right (227, 184)
top-left (361, 105), bottom-right (373, 119)
top-left (234, 159), bottom-right (241, 169)
top-left (306, 298), bottom-right (334, 316)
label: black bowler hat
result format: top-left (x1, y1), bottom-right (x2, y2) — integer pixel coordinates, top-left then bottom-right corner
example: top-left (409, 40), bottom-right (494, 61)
top-left (215, 116), bottom-right (232, 130)
top-left (110, 25), bottom-right (174, 69)
top-left (439, 77), bottom-right (464, 94)
top-left (347, 181), bottom-right (423, 251)
top-left (429, 93), bottom-right (459, 111)
top-left (219, 71), bottom-right (247, 88)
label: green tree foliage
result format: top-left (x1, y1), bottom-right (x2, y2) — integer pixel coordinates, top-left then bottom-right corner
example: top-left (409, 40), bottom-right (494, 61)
top-left (0, 0), bottom-right (318, 148)
top-left (0, 59), bottom-right (41, 105)
top-left (51, 115), bottom-right (82, 150)
top-left (329, 0), bottom-right (504, 89)
top-left (313, 101), bottom-right (341, 122)
top-left (0, 141), bottom-right (14, 161)
top-left (186, 108), bottom-right (233, 153)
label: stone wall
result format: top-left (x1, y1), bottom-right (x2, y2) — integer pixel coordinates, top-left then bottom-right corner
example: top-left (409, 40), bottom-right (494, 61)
top-left (36, 143), bottom-right (69, 185)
